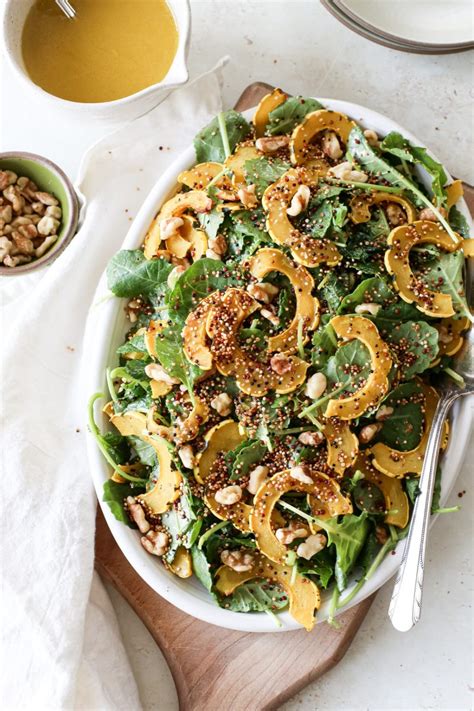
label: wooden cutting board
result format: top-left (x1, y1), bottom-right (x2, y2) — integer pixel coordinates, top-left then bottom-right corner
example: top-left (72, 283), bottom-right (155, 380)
top-left (95, 81), bottom-right (474, 711)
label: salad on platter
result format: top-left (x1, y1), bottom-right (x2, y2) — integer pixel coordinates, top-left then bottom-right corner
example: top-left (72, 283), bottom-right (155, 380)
top-left (90, 89), bottom-right (472, 631)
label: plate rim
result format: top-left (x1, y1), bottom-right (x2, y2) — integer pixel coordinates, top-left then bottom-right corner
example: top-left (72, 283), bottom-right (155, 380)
top-left (334, 0), bottom-right (474, 48)
top-left (82, 98), bottom-right (473, 633)
top-left (322, 0), bottom-right (474, 54)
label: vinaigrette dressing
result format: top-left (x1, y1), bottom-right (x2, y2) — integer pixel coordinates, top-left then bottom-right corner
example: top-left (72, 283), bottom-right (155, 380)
top-left (22, 0), bottom-right (178, 103)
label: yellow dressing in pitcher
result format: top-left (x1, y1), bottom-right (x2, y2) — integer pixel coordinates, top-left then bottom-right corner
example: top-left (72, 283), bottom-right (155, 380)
top-left (22, 0), bottom-right (178, 103)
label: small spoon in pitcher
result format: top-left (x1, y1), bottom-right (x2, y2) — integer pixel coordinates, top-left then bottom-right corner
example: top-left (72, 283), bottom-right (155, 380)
top-left (55, 0), bottom-right (76, 19)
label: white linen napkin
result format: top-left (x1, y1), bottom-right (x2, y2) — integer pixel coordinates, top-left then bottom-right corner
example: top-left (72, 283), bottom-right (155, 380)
top-left (1, 61), bottom-right (226, 710)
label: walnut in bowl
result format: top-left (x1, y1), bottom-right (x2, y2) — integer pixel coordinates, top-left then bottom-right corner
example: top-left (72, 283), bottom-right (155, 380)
top-left (0, 152), bottom-right (80, 275)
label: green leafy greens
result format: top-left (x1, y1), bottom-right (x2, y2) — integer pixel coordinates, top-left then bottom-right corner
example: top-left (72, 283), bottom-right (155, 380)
top-left (194, 110), bottom-right (251, 163)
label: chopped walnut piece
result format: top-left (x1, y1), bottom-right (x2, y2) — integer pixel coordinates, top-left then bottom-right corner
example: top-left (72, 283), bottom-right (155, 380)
top-left (221, 549), bottom-right (255, 572)
top-left (297, 533), bottom-right (327, 560)
top-left (247, 465), bottom-right (269, 495)
top-left (215, 485), bottom-right (243, 505)
top-left (255, 135), bottom-right (290, 153)
top-left (270, 353), bottom-right (292, 375)
top-left (126, 496), bottom-right (150, 534)
top-left (289, 465), bottom-right (313, 485)
top-left (141, 530), bottom-right (169, 556)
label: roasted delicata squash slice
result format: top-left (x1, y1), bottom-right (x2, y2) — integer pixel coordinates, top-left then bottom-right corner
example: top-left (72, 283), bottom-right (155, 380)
top-left (307, 479), bottom-right (353, 531)
top-left (445, 180), bottom-right (464, 210)
top-left (224, 143), bottom-right (261, 188)
top-left (253, 88), bottom-right (288, 137)
top-left (144, 190), bottom-right (212, 259)
top-left (433, 316), bottom-right (470, 362)
top-left (262, 168), bottom-right (341, 267)
top-left (182, 292), bottom-right (223, 370)
top-left (349, 192), bottom-right (417, 225)
top-left (215, 551), bottom-right (320, 630)
top-left (207, 288), bottom-right (309, 396)
top-left (145, 319), bottom-right (167, 359)
top-left (109, 410), bottom-right (181, 514)
top-left (354, 453), bottom-right (408, 528)
top-left (178, 162), bottom-right (228, 190)
top-left (194, 419), bottom-right (284, 532)
top-left (384, 220), bottom-right (462, 318)
top-left (249, 248), bottom-right (320, 353)
top-left (290, 109), bottom-right (356, 165)
top-left (150, 379), bottom-right (173, 398)
top-left (194, 420), bottom-right (251, 532)
top-left (111, 463), bottom-right (145, 485)
top-left (323, 418), bottom-right (359, 476)
top-left (174, 394), bottom-right (210, 445)
top-left (250, 468), bottom-right (352, 564)
top-left (165, 215), bottom-right (208, 262)
top-left (325, 315), bottom-right (392, 420)
top-left (370, 382), bottom-right (448, 478)
top-left (167, 546), bottom-right (193, 578)
top-left (194, 420), bottom-right (245, 484)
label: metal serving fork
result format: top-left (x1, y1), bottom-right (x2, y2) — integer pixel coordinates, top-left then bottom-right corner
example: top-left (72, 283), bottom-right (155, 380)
top-left (389, 260), bottom-right (474, 632)
top-left (55, 0), bottom-right (76, 19)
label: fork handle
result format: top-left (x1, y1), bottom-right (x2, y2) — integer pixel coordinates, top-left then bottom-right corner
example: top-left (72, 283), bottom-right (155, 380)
top-left (388, 390), bottom-right (462, 632)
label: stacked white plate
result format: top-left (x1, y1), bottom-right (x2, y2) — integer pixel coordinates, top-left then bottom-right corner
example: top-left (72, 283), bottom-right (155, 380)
top-left (322, 0), bottom-right (474, 54)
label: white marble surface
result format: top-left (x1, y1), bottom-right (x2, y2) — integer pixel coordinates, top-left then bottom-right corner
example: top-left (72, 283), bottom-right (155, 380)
top-left (1, 1), bottom-right (473, 709)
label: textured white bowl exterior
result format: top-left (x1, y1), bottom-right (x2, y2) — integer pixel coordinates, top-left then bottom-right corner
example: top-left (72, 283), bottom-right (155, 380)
top-left (83, 100), bottom-right (473, 632)
top-left (1, 0), bottom-right (190, 122)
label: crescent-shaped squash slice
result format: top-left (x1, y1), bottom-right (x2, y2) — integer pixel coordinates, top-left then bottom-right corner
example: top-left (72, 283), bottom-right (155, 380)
top-left (185, 219), bottom-right (208, 261)
top-left (150, 380), bottom-right (173, 398)
top-left (224, 143), bottom-right (261, 188)
top-left (109, 410), bottom-right (181, 514)
top-left (290, 109), bottom-right (356, 165)
top-left (165, 216), bottom-right (208, 262)
top-left (253, 88), bottom-right (288, 138)
top-left (165, 232), bottom-right (191, 259)
top-left (446, 180), bottom-right (464, 210)
top-left (250, 468), bottom-right (352, 564)
top-left (194, 420), bottom-right (245, 484)
top-left (323, 418), bottom-right (359, 476)
top-left (349, 192), bottom-right (417, 225)
top-left (325, 315), bottom-right (392, 420)
top-left (194, 419), bottom-right (251, 532)
top-left (178, 162), bottom-right (228, 190)
top-left (207, 288), bottom-right (309, 396)
top-left (435, 316), bottom-right (470, 361)
top-left (370, 382), bottom-right (447, 478)
top-left (215, 553), bottom-right (320, 630)
top-left (174, 395), bottom-right (210, 444)
top-left (168, 546), bottom-right (193, 578)
top-left (307, 477), bottom-right (353, 533)
top-left (182, 292), bottom-right (222, 370)
top-left (145, 320), bottom-right (167, 359)
top-left (249, 247), bottom-right (320, 353)
top-left (384, 221), bottom-right (462, 318)
top-left (215, 552), bottom-right (320, 630)
top-left (144, 190), bottom-right (212, 259)
top-left (262, 168), bottom-right (341, 267)
top-left (354, 453), bottom-right (409, 528)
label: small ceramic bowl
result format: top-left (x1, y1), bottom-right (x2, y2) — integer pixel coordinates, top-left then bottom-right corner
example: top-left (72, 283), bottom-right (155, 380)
top-left (1, 0), bottom-right (191, 122)
top-left (0, 151), bottom-right (80, 276)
